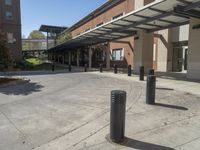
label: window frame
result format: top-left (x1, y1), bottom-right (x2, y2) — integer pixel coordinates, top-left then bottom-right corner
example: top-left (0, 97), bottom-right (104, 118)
top-left (96, 22), bottom-right (104, 27)
top-left (5, 11), bottom-right (13, 20)
top-left (5, 0), bottom-right (12, 5)
top-left (112, 48), bottom-right (124, 61)
top-left (112, 12), bottom-right (125, 20)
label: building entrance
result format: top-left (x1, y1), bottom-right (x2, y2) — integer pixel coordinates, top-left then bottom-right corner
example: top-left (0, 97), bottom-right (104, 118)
top-left (172, 41), bottom-right (188, 72)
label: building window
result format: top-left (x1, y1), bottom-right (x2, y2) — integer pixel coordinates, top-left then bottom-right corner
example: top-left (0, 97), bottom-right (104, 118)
top-left (5, 11), bottom-right (13, 20)
top-left (7, 32), bottom-right (16, 44)
top-left (85, 28), bottom-right (90, 32)
top-left (96, 22), bottom-right (104, 27)
top-left (112, 48), bottom-right (124, 61)
top-left (112, 13), bottom-right (124, 20)
top-left (5, 0), bottom-right (12, 5)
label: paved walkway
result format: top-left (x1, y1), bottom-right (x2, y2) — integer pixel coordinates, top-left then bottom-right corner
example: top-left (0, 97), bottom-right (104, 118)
top-left (0, 71), bottom-right (200, 150)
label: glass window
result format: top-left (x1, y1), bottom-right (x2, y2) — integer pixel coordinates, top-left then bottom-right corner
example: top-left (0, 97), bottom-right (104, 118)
top-left (5, 11), bottom-right (13, 20)
top-left (96, 22), bottom-right (104, 27)
top-left (5, 0), bottom-right (12, 5)
top-left (85, 28), bottom-right (90, 32)
top-left (112, 48), bottom-right (124, 61)
top-left (7, 33), bottom-right (14, 43)
top-left (112, 13), bottom-right (124, 20)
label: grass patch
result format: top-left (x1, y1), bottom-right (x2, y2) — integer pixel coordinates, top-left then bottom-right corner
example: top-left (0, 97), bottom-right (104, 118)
top-left (23, 57), bottom-right (67, 71)
top-left (25, 58), bottom-right (43, 66)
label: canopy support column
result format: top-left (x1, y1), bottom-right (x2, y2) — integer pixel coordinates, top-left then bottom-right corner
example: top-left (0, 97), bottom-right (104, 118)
top-left (89, 47), bottom-right (93, 69)
top-left (68, 51), bottom-right (71, 65)
top-left (77, 49), bottom-right (80, 67)
top-left (62, 53), bottom-right (65, 64)
top-left (187, 18), bottom-right (200, 80)
top-left (134, 30), bottom-right (154, 73)
top-left (106, 43), bottom-right (111, 69)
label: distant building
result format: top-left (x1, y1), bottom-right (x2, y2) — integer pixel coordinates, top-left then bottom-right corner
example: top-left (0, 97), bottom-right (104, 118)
top-left (0, 0), bottom-right (22, 61)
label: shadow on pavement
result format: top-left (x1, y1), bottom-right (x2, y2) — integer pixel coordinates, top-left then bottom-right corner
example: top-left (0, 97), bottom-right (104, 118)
top-left (156, 87), bottom-right (174, 91)
top-left (0, 81), bottom-right (44, 95)
top-left (122, 138), bottom-right (175, 150)
top-left (155, 103), bottom-right (188, 111)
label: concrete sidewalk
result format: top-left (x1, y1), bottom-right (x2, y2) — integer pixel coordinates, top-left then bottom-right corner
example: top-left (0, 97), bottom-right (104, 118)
top-left (0, 72), bottom-right (199, 150)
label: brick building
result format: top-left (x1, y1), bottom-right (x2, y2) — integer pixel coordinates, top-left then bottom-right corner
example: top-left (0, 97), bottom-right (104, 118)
top-left (49, 0), bottom-right (200, 80)
top-left (0, 0), bottom-right (22, 61)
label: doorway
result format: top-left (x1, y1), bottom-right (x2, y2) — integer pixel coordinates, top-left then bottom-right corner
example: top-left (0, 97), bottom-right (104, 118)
top-left (172, 42), bottom-right (188, 72)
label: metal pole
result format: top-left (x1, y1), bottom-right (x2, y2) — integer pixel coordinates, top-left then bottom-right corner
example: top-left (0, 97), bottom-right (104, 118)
top-left (84, 64), bottom-right (87, 72)
top-left (146, 75), bottom-right (156, 105)
top-left (100, 64), bottom-right (103, 73)
top-left (110, 90), bottom-right (126, 143)
top-left (128, 65), bottom-right (131, 76)
top-left (114, 65), bottom-right (118, 74)
top-left (68, 65), bottom-right (71, 72)
top-left (140, 66), bottom-right (144, 81)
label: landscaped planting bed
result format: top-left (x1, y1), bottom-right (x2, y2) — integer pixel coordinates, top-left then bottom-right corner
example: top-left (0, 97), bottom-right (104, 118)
top-left (0, 78), bottom-right (21, 85)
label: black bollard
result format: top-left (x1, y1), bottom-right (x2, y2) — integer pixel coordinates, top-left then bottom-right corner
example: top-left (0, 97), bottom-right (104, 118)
top-left (114, 65), bottom-right (118, 74)
top-left (140, 66), bottom-right (144, 81)
top-left (146, 75), bottom-right (156, 105)
top-left (68, 65), bottom-right (71, 72)
top-left (84, 64), bottom-right (87, 72)
top-left (148, 69), bottom-right (154, 75)
top-left (110, 90), bottom-right (126, 143)
top-left (128, 65), bottom-right (131, 76)
top-left (100, 64), bottom-right (103, 73)
top-left (51, 63), bottom-right (55, 72)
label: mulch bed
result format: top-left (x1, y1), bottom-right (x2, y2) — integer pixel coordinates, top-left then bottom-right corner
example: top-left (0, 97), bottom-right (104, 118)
top-left (0, 78), bottom-right (21, 85)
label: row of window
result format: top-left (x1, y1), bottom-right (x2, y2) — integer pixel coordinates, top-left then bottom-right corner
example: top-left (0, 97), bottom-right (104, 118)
top-left (4, 0), bottom-right (13, 20)
top-left (77, 12), bottom-right (125, 36)
top-left (96, 48), bottom-right (124, 61)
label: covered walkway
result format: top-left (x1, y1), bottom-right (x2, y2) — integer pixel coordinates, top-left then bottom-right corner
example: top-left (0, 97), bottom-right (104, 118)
top-left (48, 0), bottom-right (200, 79)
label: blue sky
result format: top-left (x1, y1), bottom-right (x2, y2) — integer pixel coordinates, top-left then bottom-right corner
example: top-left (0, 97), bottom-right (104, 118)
top-left (21, 0), bottom-right (107, 38)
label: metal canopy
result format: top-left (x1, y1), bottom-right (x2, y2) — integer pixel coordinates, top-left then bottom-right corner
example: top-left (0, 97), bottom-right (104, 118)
top-left (49, 0), bottom-right (200, 52)
top-left (39, 25), bottom-right (67, 34)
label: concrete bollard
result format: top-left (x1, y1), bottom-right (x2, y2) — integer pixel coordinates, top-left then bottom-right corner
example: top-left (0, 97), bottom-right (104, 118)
top-left (146, 75), bottom-right (156, 105)
top-left (128, 65), bottom-right (131, 76)
top-left (140, 66), bottom-right (144, 81)
top-left (110, 90), bottom-right (126, 143)
top-left (148, 69), bottom-right (155, 75)
top-left (68, 65), bottom-right (71, 72)
top-left (84, 64), bottom-right (88, 72)
top-left (114, 65), bottom-right (118, 74)
top-left (100, 64), bottom-right (103, 73)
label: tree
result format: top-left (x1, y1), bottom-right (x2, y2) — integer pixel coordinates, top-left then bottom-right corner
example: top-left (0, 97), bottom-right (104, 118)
top-left (56, 31), bottom-right (72, 45)
top-left (0, 32), bottom-right (12, 70)
top-left (27, 30), bottom-right (46, 50)
top-left (28, 30), bottom-right (45, 39)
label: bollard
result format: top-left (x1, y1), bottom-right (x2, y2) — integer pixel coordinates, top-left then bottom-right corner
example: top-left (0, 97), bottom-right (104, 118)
top-left (128, 65), bottom-right (131, 76)
top-left (110, 90), bottom-right (126, 143)
top-left (100, 64), bottom-right (103, 73)
top-left (52, 63), bottom-right (55, 72)
top-left (114, 65), bottom-right (118, 74)
top-left (146, 75), bottom-right (156, 105)
top-left (148, 69), bottom-right (154, 75)
top-left (84, 64), bottom-right (87, 72)
top-left (68, 65), bottom-right (71, 72)
top-left (140, 66), bottom-right (144, 81)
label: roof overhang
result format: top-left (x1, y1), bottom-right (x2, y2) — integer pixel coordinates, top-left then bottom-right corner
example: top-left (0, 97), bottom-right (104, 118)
top-left (49, 0), bottom-right (200, 52)
top-left (39, 25), bottom-right (67, 34)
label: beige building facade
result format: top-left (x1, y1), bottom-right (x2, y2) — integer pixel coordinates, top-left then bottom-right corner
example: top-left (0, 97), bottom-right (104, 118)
top-left (0, 0), bottom-right (22, 61)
